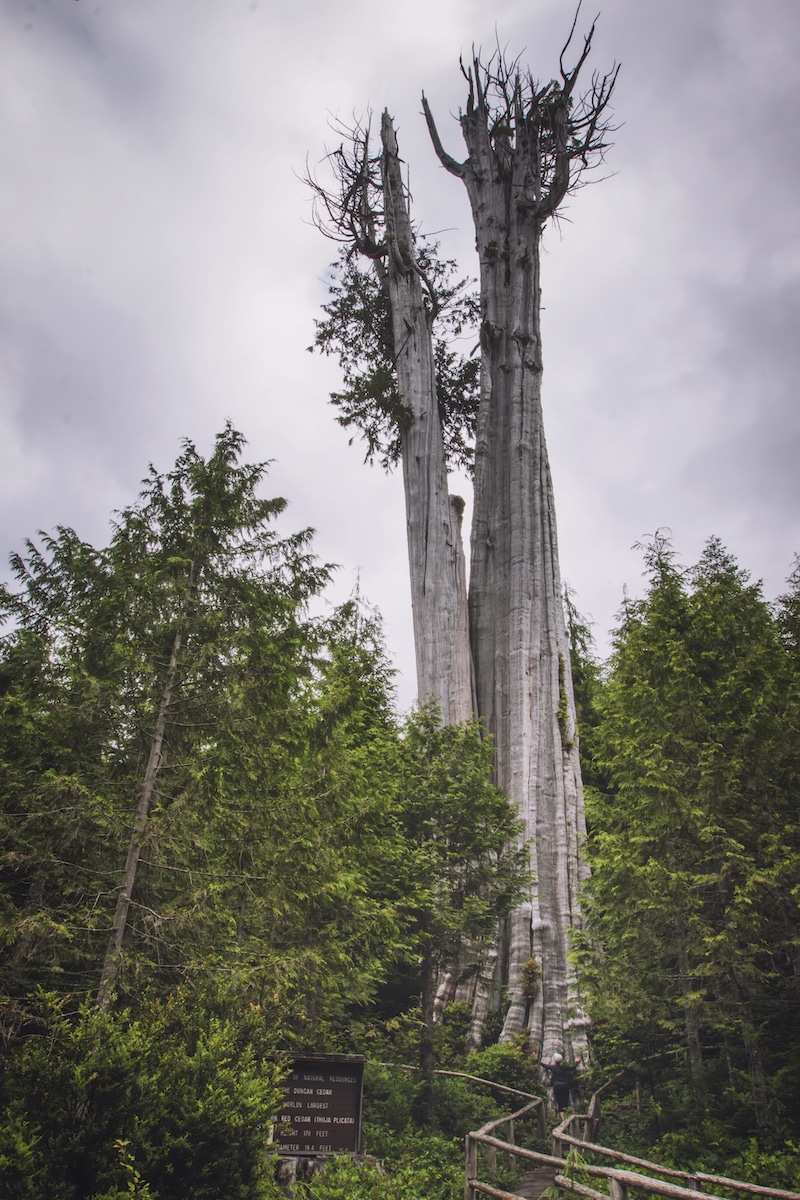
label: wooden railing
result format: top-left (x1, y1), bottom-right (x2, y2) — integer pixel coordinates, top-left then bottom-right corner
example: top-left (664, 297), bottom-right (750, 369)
top-left (377, 1062), bottom-right (543, 1105)
top-left (465, 1087), bottom-right (800, 1200)
top-left (465, 1097), bottom-right (556, 1200)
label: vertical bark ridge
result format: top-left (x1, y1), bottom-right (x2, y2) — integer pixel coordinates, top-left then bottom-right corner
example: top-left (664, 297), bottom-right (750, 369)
top-left (381, 111), bottom-right (474, 724)
top-left (438, 81), bottom-right (589, 1059)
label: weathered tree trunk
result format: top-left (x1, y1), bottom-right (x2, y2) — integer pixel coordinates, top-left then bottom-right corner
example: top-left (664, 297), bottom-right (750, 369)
top-left (422, 49), bottom-right (607, 1057)
top-left (467, 194), bottom-right (587, 1057)
top-left (310, 24), bottom-right (615, 1059)
top-left (380, 112), bottom-right (474, 723)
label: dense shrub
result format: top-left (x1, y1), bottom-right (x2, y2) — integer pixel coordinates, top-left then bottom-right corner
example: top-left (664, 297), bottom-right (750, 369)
top-left (0, 990), bottom-right (285, 1200)
top-left (465, 1038), bottom-right (543, 1101)
top-left (295, 1143), bottom-right (463, 1200)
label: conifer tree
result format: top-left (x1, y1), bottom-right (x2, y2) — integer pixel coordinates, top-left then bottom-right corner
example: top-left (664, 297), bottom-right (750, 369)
top-left (0, 426), bottom-right (401, 1020)
top-left (389, 703), bottom-right (529, 1121)
top-left (581, 534), bottom-right (800, 1129)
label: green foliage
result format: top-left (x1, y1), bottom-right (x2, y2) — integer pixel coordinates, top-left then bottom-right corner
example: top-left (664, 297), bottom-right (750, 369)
top-left (360, 1061), bottom-right (418, 1153)
top-left (0, 989), bottom-right (285, 1200)
top-left (519, 955), bottom-right (541, 1002)
top-left (598, 1088), bottom-right (800, 1190)
top-left (0, 424), bottom-right (331, 1004)
top-left (414, 1076), bottom-right (499, 1143)
top-left (380, 701), bottom-right (530, 1122)
top-left (344, 1009), bottom-right (539, 1179)
top-left (99, 1140), bottom-right (155, 1198)
top-left (0, 427), bottom-right (408, 1030)
top-left (465, 1039), bottom-right (543, 1100)
top-left (312, 248), bottom-right (479, 473)
top-left (580, 533), bottom-right (800, 1137)
top-left (8, 425), bottom-right (800, 1185)
top-left (0, 425), bottom-right (541, 1192)
top-left (564, 584), bottom-right (606, 792)
top-left (294, 1144), bottom-right (463, 1200)
top-left (355, 1062), bottom-right (507, 1198)
top-left (720, 1138), bottom-right (800, 1191)
top-left (430, 1000), bottom-right (472, 1068)
top-left (391, 702), bottom-right (530, 967)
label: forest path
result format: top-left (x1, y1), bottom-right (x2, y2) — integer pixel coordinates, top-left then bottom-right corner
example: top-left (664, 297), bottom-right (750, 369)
top-left (513, 1163), bottom-right (558, 1198)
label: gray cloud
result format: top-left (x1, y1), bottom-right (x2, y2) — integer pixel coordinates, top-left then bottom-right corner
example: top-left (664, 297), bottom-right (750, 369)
top-left (2, 0), bottom-right (799, 703)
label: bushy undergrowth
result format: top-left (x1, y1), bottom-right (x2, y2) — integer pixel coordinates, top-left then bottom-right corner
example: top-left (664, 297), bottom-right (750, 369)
top-left (360, 1059), bottom-right (506, 1167)
top-left (465, 1038), bottom-right (543, 1099)
top-left (338, 1004), bottom-right (544, 1199)
top-left (649, 1126), bottom-right (800, 1191)
top-left (592, 1068), bottom-right (800, 1193)
top-left (294, 1147), bottom-right (463, 1200)
top-left (0, 989), bottom-right (285, 1200)
top-left (0, 989), bottom-right (546, 1200)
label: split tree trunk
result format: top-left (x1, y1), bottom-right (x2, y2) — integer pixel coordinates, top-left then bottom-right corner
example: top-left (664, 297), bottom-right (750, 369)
top-left (380, 112), bottom-right (474, 724)
top-left (424, 81), bottom-right (589, 1060)
top-left (317, 34), bottom-right (614, 1057)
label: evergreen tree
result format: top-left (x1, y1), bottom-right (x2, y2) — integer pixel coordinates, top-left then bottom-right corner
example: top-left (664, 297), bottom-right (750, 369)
top-left (387, 703), bottom-right (529, 1122)
top-left (580, 534), bottom-right (800, 1133)
top-left (0, 426), bottom-right (401, 1023)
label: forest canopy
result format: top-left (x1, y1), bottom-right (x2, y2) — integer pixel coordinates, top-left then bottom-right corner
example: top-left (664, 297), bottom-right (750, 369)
top-left (1, 429), bottom-right (798, 1197)
top-left (577, 533), bottom-right (800, 1145)
top-left (0, 426), bottom-right (530, 1198)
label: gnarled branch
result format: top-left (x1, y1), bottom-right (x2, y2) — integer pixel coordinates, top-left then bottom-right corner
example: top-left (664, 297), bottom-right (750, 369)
top-left (303, 114), bottom-right (386, 260)
top-left (421, 93), bottom-right (467, 178)
top-left (422, 16), bottom-right (619, 223)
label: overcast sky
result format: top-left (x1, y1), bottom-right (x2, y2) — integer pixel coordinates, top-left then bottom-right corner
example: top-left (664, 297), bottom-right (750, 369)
top-left (2, 0), bottom-right (799, 709)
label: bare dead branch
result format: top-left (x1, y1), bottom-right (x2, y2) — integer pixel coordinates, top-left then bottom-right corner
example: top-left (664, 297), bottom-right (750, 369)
top-left (302, 114), bottom-right (386, 259)
top-left (560, 6), bottom-right (595, 99)
top-left (559, 0), bottom-right (585, 83)
top-left (424, 15), bottom-right (619, 224)
top-left (421, 93), bottom-right (467, 178)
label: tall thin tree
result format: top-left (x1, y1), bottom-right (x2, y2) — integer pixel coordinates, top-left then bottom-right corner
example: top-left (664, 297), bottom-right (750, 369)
top-left (308, 113), bottom-right (475, 723)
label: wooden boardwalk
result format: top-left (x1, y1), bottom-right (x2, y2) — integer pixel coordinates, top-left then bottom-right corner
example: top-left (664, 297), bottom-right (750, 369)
top-left (513, 1164), bottom-right (558, 1199)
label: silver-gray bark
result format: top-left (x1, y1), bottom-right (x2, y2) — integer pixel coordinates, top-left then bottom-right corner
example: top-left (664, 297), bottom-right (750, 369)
top-left (423, 31), bottom-right (617, 1058)
top-left (380, 112), bottom-right (474, 723)
top-left (309, 21), bottom-right (616, 1059)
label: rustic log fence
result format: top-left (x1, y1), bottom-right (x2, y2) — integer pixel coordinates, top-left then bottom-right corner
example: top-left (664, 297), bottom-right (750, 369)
top-left (465, 1083), bottom-right (800, 1200)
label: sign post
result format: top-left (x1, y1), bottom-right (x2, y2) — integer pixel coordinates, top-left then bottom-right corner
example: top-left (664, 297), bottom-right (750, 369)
top-left (276, 1054), bottom-right (365, 1157)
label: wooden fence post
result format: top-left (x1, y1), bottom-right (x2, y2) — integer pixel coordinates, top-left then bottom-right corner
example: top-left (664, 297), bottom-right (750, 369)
top-left (465, 1134), bottom-right (477, 1200)
top-left (586, 1092), bottom-right (602, 1143)
top-left (508, 1117), bottom-right (516, 1172)
top-left (610, 1176), bottom-right (628, 1200)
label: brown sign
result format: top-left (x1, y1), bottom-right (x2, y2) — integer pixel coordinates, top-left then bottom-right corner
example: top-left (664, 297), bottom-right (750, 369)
top-left (277, 1054), bottom-right (365, 1156)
